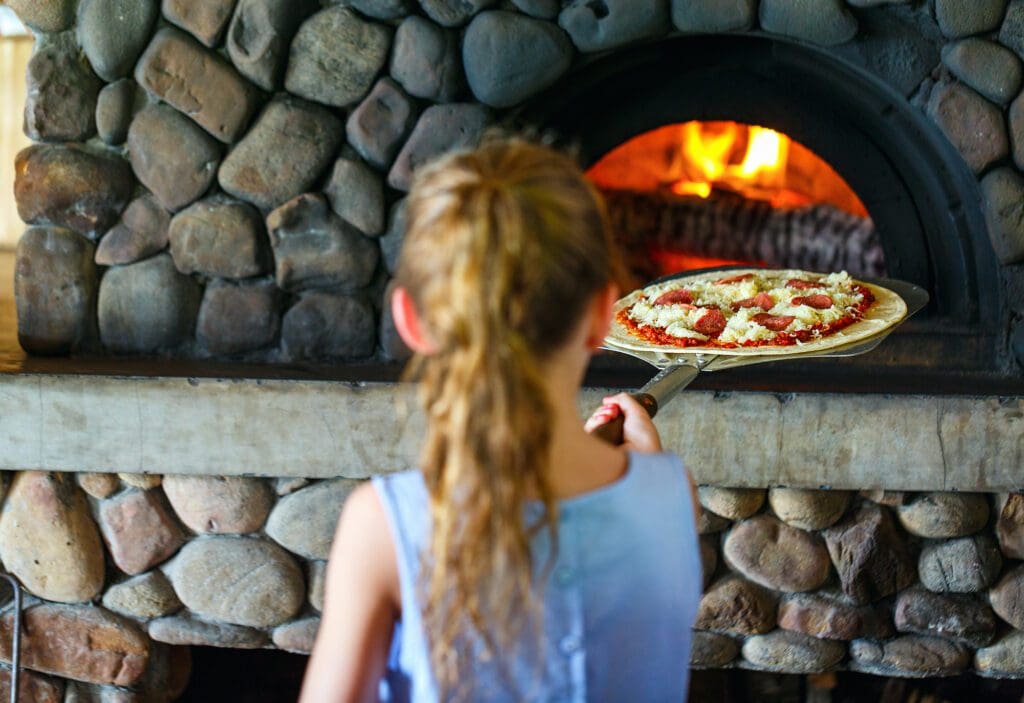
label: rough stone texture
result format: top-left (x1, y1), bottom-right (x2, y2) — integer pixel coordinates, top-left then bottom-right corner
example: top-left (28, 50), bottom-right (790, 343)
top-left (897, 492), bottom-right (989, 537)
top-left (265, 479), bottom-right (361, 559)
top-left (698, 509), bottom-right (732, 535)
top-left (926, 81), bottom-right (1008, 174)
top-left (836, 6), bottom-right (940, 98)
top-left (15, 227), bottom-right (96, 355)
top-left (149, 616), bottom-right (269, 649)
top-left (308, 560), bottom-right (325, 612)
top-left (347, 78), bottom-right (417, 171)
top-left (0, 604), bottom-right (149, 687)
top-left (127, 104), bottom-right (222, 213)
top-left (135, 27), bottom-right (259, 143)
top-left (0, 669), bottom-right (63, 703)
top-left (276, 477), bottom-right (310, 496)
top-left (510, 0), bottom-right (559, 19)
top-left (0, 472), bottom-right (104, 603)
top-left (380, 199), bottom-right (407, 275)
top-left (15, 144), bottom-right (133, 237)
top-left (672, 0), bottom-right (755, 32)
top-left (778, 590), bottom-right (893, 641)
top-left (391, 16), bottom-right (463, 102)
top-left (559, 0), bottom-right (669, 52)
top-left (219, 96), bottom-right (343, 212)
top-left (272, 617), bottom-right (319, 654)
top-left (348, 0), bottom-right (410, 20)
top-left (226, 0), bottom-right (317, 91)
top-left (850, 635), bottom-right (969, 677)
top-left (98, 254), bottom-right (200, 354)
top-left (996, 493), bottom-right (1024, 559)
top-left (119, 474), bottom-right (161, 490)
top-left (78, 0), bottom-right (159, 82)
top-left (768, 488), bottom-right (851, 530)
top-left (95, 195), bottom-right (170, 267)
top-left (981, 167), bottom-right (1024, 265)
top-left (196, 279), bottom-right (280, 355)
top-left (942, 39), bottom-right (1023, 105)
top-left (723, 515), bottom-right (830, 593)
top-left (463, 12), bottom-right (572, 108)
top-left (894, 587), bottom-right (996, 647)
top-left (7, 0), bottom-right (75, 32)
top-left (24, 34), bottom-right (102, 142)
top-left (285, 7), bottom-right (392, 108)
top-left (166, 537), bottom-right (305, 627)
top-left (98, 490), bottom-right (186, 575)
top-left (976, 631), bottom-right (1024, 677)
top-left (759, 0), bottom-right (858, 46)
top-left (936, 0), bottom-right (1006, 38)
top-left (380, 282), bottom-right (412, 361)
top-left (1001, 0), bottom-right (1024, 58)
top-left (699, 534), bottom-right (717, 589)
top-left (267, 194), bottom-right (379, 292)
top-left (919, 534), bottom-right (1002, 593)
top-left (699, 487), bottom-right (765, 520)
top-left (860, 489), bottom-right (906, 506)
top-left (823, 503), bottom-right (916, 604)
top-left (742, 631), bottom-right (845, 673)
top-left (162, 0), bottom-right (237, 47)
top-left (163, 475), bottom-right (274, 533)
top-left (388, 102), bottom-right (490, 190)
top-left (282, 292), bottom-right (377, 360)
top-left (102, 571), bottom-right (182, 619)
top-left (325, 158), bottom-right (385, 237)
top-left (690, 631), bottom-right (740, 668)
top-left (96, 80), bottom-right (136, 146)
top-left (421, 0), bottom-right (497, 27)
top-left (78, 473), bottom-right (120, 499)
top-left (695, 575), bottom-right (777, 636)
top-left (990, 565), bottom-right (1024, 629)
top-left (168, 196), bottom-right (266, 278)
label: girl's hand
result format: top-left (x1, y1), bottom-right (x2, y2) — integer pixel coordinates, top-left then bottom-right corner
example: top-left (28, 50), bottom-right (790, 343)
top-left (585, 392), bottom-right (663, 453)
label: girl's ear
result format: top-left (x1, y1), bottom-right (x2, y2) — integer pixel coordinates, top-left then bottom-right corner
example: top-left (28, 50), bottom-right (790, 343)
top-left (585, 282), bottom-right (619, 350)
top-left (391, 285), bottom-right (437, 355)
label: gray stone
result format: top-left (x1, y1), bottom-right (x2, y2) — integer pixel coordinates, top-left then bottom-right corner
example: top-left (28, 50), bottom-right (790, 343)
top-left (272, 617), bottom-right (319, 654)
top-left (981, 167), bottom-right (1024, 265)
top-left (695, 574), bottom-right (777, 635)
top-left (894, 587), bottom-right (995, 647)
top-left (926, 81), bottom-right (1008, 174)
top-left (162, 0), bottom-right (237, 47)
top-left (511, 0), bottom-right (559, 19)
top-left (823, 503), bottom-right (916, 604)
top-left (95, 80), bottom-right (136, 146)
top-left (127, 104), bottom-right (222, 213)
top-left (15, 227), bottom-right (96, 355)
top-left (1001, 0), bottom-right (1024, 58)
top-left (14, 144), bottom-right (134, 237)
top-left (347, 79), bottom-right (417, 172)
top-left (690, 631), bottom-right (740, 668)
top-left (98, 489), bottom-right (186, 575)
top-left (389, 103), bottom-right (490, 190)
top-left (325, 158), bottom-right (385, 237)
top-left (698, 486), bottom-right (765, 520)
top-left (98, 253), bottom-right (201, 354)
top-left (276, 477), bottom-right (310, 496)
top-left (380, 199), bottom-right (407, 275)
top-left (380, 282), bottom-right (411, 361)
top-left (463, 12), bottom-right (572, 108)
top-left (267, 193), bottom-right (380, 292)
top-left (559, 0), bottom-right (669, 52)
top-left (850, 635), bottom-right (969, 677)
top-left (95, 195), bottom-right (170, 267)
top-left (942, 39), bottom-right (1023, 105)
top-left (759, 0), bottom-right (857, 46)
top-left (860, 489), bottom-right (906, 506)
top-left (165, 537), bottom-right (305, 627)
top-left (0, 472), bottom-right (105, 603)
top-left (119, 473), bottom-right (161, 490)
top-left (135, 27), bottom-right (259, 143)
top-left (936, 0), bottom-right (1005, 37)
top-left (282, 292), bottom-right (377, 360)
top-left (391, 16), bottom-right (463, 102)
top-left (897, 491), bottom-right (989, 537)
top-left (78, 0), bottom-right (159, 82)
top-left (778, 590), bottom-right (893, 641)
top-left (102, 571), bottom-right (182, 619)
top-left (168, 196), bottom-right (267, 278)
top-left (996, 493), bottom-right (1024, 559)
top-left (285, 7), bottom-right (392, 108)
top-left (226, 0), bottom-right (317, 91)
top-left (7, 0), bottom-right (74, 32)
top-left (976, 631), bottom-right (1024, 677)
top-left (265, 479), bottom-right (361, 559)
top-left (672, 0), bottom-right (755, 32)
top-left (219, 96), bottom-right (343, 212)
top-left (723, 514), bottom-right (830, 593)
top-left (348, 0), bottom-right (411, 20)
top-left (768, 488), bottom-right (851, 530)
top-left (420, 0), bottom-right (496, 27)
top-left (919, 534), bottom-right (1002, 593)
top-left (149, 616), bottom-right (269, 648)
top-left (77, 473), bottom-right (120, 499)
top-left (162, 475), bottom-right (274, 534)
top-left (990, 564), bottom-right (1024, 628)
top-left (742, 631), bottom-right (845, 673)
top-left (308, 560), bottom-right (325, 612)
top-left (698, 509), bottom-right (731, 534)
top-left (24, 34), bottom-right (102, 142)
top-left (196, 279), bottom-right (280, 355)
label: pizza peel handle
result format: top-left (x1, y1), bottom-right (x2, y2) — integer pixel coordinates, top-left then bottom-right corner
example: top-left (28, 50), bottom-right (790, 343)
top-left (590, 364), bottom-right (702, 444)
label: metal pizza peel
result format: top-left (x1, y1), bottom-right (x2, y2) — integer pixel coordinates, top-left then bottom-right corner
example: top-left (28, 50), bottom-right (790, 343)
top-left (591, 273), bottom-right (929, 445)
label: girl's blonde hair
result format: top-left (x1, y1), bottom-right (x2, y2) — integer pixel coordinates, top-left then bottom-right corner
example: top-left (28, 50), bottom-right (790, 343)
top-left (395, 136), bottom-right (621, 696)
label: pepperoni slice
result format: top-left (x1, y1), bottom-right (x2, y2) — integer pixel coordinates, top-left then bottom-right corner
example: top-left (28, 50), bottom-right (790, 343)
top-left (792, 294), bottom-right (833, 309)
top-left (787, 279), bottom-right (821, 290)
top-left (653, 288), bottom-right (693, 305)
top-left (715, 273), bottom-right (755, 285)
top-left (732, 293), bottom-right (775, 311)
top-left (752, 313), bottom-right (796, 331)
top-left (694, 309), bottom-right (727, 336)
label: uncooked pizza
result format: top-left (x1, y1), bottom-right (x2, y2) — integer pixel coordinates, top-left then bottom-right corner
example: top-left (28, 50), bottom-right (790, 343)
top-left (607, 268), bottom-right (907, 355)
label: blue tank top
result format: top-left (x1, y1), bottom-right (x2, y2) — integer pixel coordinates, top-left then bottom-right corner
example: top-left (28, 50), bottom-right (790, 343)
top-left (372, 451), bottom-right (702, 702)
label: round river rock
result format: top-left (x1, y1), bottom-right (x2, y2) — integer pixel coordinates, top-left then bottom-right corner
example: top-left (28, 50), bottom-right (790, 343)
top-left (723, 514), bottom-right (830, 592)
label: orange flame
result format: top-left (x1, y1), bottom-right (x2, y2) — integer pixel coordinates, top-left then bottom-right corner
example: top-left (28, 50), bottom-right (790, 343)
top-left (669, 122), bottom-right (788, 200)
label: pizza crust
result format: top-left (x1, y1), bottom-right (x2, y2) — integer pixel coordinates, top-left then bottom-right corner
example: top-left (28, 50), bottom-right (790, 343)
top-left (605, 268), bottom-right (908, 357)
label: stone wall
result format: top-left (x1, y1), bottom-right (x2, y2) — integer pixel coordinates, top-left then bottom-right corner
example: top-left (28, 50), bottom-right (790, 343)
top-left (7, 0), bottom-right (1024, 365)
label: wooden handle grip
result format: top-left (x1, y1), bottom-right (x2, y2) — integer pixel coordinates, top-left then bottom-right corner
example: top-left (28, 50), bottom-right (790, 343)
top-left (590, 393), bottom-right (658, 446)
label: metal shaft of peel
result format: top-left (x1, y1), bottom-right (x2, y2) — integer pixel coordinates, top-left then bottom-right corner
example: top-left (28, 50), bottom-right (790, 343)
top-left (637, 363), bottom-right (703, 418)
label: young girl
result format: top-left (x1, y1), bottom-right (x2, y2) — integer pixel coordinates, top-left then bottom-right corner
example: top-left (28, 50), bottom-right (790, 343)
top-left (300, 138), bottom-right (702, 702)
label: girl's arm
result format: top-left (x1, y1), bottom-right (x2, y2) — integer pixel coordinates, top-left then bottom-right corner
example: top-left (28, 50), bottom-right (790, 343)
top-left (299, 484), bottom-right (400, 703)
